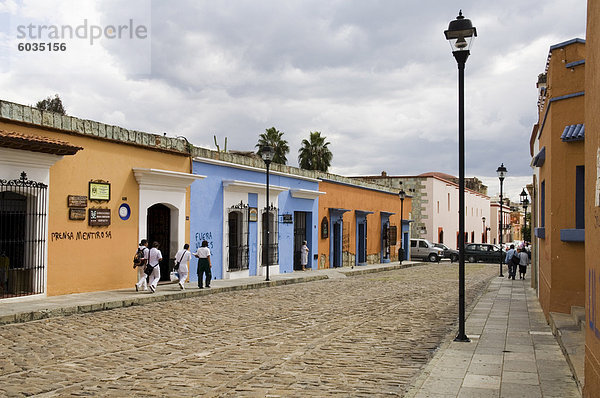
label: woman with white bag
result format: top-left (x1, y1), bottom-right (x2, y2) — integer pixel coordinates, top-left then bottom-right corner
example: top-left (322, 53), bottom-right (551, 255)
top-left (173, 243), bottom-right (192, 290)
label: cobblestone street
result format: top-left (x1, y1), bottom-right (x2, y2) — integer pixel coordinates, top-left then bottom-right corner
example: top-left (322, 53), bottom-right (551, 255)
top-left (0, 264), bottom-right (497, 397)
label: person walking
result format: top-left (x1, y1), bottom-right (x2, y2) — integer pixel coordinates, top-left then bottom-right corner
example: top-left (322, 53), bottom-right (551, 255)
top-left (195, 240), bottom-right (211, 289)
top-left (174, 243), bottom-right (192, 290)
top-left (147, 241), bottom-right (162, 293)
top-left (517, 244), bottom-right (530, 279)
top-left (301, 240), bottom-right (309, 271)
top-left (135, 239), bottom-right (149, 292)
top-left (505, 244), bottom-right (517, 280)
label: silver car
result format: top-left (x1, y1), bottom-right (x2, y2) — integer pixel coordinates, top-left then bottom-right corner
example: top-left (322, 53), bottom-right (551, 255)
top-left (410, 238), bottom-right (444, 262)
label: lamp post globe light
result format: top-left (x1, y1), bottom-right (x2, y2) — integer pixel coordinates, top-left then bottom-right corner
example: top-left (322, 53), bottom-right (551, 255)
top-left (445, 10), bottom-right (476, 343)
top-left (398, 189), bottom-right (406, 263)
top-left (520, 188), bottom-right (529, 241)
top-left (496, 163), bottom-right (507, 277)
top-left (260, 145), bottom-right (274, 281)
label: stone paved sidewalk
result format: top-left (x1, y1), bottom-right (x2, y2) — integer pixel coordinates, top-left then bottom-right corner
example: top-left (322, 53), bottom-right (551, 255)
top-left (405, 276), bottom-right (580, 398)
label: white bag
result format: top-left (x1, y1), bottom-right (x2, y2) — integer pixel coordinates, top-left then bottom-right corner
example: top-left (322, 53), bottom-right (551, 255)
top-left (169, 271), bottom-right (179, 282)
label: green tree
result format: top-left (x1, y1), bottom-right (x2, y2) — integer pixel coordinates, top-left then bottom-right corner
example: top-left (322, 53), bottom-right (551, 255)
top-left (522, 213), bottom-right (531, 243)
top-left (256, 127), bottom-right (289, 165)
top-left (35, 94), bottom-right (67, 115)
top-left (298, 131), bottom-right (332, 172)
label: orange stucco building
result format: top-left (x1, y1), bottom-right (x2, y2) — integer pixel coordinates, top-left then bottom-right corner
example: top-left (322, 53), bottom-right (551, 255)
top-left (584, 0), bottom-right (600, 395)
top-left (0, 101), bottom-right (200, 297)
top-left (531, 38), bottom-right (586, 316)
top-left (317, 179), bottom-right (409, 268)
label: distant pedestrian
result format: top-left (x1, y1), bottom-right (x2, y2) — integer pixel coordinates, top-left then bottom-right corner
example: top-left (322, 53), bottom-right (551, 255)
top-left (134, 239), bottom-right (149, 292)
top-left (517, 245), bottom-right (530, 279)
top-left (147, 241), bottom-right (162, 293)
top-left (195, 240), bottom-right (211, 288)
top-left (301, 240), bottom-right (309, 271)
top-left (505, 244), bottom-right (517, 280)
top-left (174, 243), bottom-right (192, 290)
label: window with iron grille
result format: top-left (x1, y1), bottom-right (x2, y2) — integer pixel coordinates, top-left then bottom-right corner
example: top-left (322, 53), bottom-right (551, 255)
top-left (261, 206), bottom-right (278, 266)
top-left (227, 202), bottom-right (249, 272)
top-left (0, 172), bottom-right (47, 299)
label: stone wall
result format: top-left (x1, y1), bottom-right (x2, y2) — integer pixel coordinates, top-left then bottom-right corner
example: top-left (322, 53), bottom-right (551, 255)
top-left (352, 176), bottom-right (427, 239)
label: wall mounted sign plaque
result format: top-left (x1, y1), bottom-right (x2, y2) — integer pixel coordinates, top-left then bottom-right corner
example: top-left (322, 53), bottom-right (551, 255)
top-left (249, 207), bottom-right (258, 222)
top-left (89, 208), bottom-right (111, 226)
top-left (67, 195), bottom-right (88, 208)
top-left (89, 181), bottom-right (110, 201)
top-left (69, 208), bottom-right (86, 220)
top-left (321, 216), bottom-right (329, 239)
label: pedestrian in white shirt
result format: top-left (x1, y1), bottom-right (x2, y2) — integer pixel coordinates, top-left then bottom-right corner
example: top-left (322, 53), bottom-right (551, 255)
top-left (194, 240), bottom-right (211, 288)
top-left (147, 241), bottom-right (162, 293)
top-left (301, 241), bottom-right (309, 271)
top-left (135, 239), bottom-right (149, 292)
top-left (174, 243), bottom-right (192, 290)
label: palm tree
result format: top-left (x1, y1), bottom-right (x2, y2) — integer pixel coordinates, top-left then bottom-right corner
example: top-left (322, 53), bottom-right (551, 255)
top-left (298, 131), bottom-right (332, 172)
top-left (256, 127), bottom-right (289, 165)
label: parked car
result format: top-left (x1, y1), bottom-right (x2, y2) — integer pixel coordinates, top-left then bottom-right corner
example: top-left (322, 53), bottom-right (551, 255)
top-left (464, 243), bottom-right (505, 263)
top-left (434, 243), bottom-right (459, 262)
top-left (410, 238), bottom-right (444, 262)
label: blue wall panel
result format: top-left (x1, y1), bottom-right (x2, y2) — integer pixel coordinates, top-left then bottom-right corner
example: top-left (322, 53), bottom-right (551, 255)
top-left (191, 160), bottom-right (320, 280)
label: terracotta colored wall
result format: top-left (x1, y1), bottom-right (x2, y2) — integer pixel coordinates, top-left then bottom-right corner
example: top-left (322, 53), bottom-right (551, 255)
top-left (537, 40), bottom-right (586, 317)
top-left (0, 120), bottom-right (190, 296)
top-left (585, 1), bottom-right (600, 395)
top-left (317, 180), bottom-right (409, 268)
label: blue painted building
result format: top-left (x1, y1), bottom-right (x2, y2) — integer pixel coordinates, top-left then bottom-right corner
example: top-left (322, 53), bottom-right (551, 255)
top-left (189, 157), bottom-right (322, 281)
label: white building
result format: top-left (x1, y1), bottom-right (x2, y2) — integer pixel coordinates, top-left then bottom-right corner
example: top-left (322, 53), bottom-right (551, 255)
top-left (489, 199), bottom-right (513, 245)
top-left (351, 172), bottom-right (491, 249)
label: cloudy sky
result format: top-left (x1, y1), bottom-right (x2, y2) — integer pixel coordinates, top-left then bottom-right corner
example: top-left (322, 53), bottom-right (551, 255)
top-left (0, 0), bottom-right (588, 200)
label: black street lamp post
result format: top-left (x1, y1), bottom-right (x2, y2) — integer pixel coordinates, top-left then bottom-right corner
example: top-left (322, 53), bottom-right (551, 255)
top-left (497, 163), bottom-right (507, 277)
top-left (260, 145), bottom-right (274, 281)
top-left (482, 217), bottom-right (486, 243)
top-left (445, 10), bottom-right (476, 343)
top-left (520, 188), bottom-right (529, 241)
top-left (399, 189), bottom-right (406, 263)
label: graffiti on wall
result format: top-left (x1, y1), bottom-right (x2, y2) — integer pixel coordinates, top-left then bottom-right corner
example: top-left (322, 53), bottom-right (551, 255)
top-left (194, 231), bottom-right (215, 250)
top-left (51, 231), bottom-right (112, 241)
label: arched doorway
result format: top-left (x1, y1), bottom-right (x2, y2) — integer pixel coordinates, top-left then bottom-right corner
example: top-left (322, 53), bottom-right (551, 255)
top-left (147, 204), bottom-right (171, 281)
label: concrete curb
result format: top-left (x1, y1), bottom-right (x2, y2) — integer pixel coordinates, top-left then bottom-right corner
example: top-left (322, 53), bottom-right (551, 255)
top-left (0, 261), bottom-right (425, 327)
top-left (338, 261), bottom-right (423, 276)
top-left (0, 275), bottom-right (328, 326)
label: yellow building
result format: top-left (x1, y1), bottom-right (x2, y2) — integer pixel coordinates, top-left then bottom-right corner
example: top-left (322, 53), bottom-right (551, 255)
top-left (0, 101), bottom-right (202, 297)
top-left (531, 38), bottom-right (585, 316)
top-left (584, 0), bottom-right (600, 395)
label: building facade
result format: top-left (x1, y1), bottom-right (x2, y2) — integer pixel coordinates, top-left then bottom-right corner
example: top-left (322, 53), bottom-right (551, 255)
top-left (0, 100), bottom-right (200, 297)
top-left (489, 200), bottom-right (511, 245)
top-left (317, 179), bottom-right (407, 268)
top-left (0, 99), bottom-right (413, 300)
top-left (189, 156), bottom-right (322, 281)
top-left (585, 0), bottom-right (600, 394)
top-left (531, 38), bottom-right (586, 316)
top-left (354, 172), bottom-right (490, 249)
